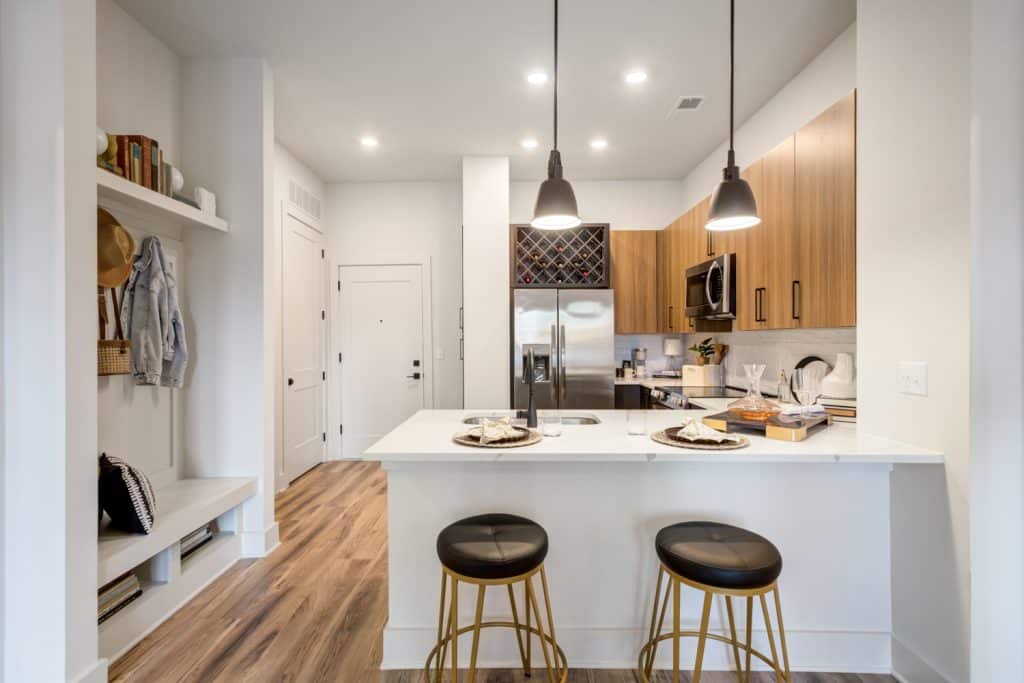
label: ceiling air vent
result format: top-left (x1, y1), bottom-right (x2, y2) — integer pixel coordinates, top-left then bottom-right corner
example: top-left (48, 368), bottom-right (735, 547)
top-left (668, 95), bottom-right (704, 118)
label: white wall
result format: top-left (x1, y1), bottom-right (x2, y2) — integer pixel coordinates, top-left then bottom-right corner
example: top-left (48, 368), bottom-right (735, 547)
top-left (273, 142), bottom-right (325, 487)
top-left (180, 58), bottom-right (278, 557)
top-left (324, 181), bottom-right (464, 423)
top-left (96, 0), bottom-right (180, 166)
top-left (969, 0), bottom-right (1024, 679)
top-left (857, 1), bottom-right (970, 681)
top-left (678, 23), bottom-right (856, 212)
top-left (510, 180), bottom-right (686, 231)
top-left (462, 157), bottom-right (510, 408)
top-left (2, 1), bottom-right (100, 681)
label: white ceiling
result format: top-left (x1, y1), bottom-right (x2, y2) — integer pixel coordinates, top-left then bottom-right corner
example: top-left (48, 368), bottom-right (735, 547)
top-left (116, 0), bottom-right (855, 182)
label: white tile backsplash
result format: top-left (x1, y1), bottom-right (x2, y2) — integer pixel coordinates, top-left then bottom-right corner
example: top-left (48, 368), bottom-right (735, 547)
top-left (615, 334), bottom-right (685, 373)
top-left (682, 328), bottom-right (856, 395)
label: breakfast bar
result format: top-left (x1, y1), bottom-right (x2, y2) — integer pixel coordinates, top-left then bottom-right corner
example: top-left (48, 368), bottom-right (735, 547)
top-left (364, 408), bottom-right (941, 674)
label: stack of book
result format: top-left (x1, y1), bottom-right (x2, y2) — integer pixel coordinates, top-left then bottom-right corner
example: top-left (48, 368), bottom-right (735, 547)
top-left (818, 397), bottom-right (856, 423)
top-left (98, 572), bottom-right (142, 624)
top-left (109, 134), bottom-right (174, 197)
top-left (181, 522), bottom-right (217, 561)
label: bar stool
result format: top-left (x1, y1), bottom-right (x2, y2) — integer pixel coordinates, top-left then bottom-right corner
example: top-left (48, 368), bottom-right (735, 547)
top-left (637, 521), bottom-right (791, 683)
top-left (425, 513), bottom-right (568, 683)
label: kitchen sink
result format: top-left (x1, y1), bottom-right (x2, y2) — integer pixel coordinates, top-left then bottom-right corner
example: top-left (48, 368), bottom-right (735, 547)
top-left (462, 412), bottom-right (601, 425)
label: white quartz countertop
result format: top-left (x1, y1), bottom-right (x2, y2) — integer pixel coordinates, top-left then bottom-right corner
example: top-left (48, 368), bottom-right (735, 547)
top-left (362, 408), bottom-right (943, 465)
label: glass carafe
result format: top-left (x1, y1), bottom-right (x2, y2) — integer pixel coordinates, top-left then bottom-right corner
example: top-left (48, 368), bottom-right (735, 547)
top-left (728, 364), bottom-right (781, 421)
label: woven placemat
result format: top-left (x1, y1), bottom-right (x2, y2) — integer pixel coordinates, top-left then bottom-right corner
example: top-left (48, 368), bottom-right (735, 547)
top-left (452, 428), bottom-right (543, 449)
top-left (651, 428), bottom-right (749, 451)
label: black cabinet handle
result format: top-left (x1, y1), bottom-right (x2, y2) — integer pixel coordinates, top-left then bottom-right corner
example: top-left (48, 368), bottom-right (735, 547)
top-left (287, 377), bottom-right (294, 386)
top-left (792, 281), bottom-right (801, 320)
top-left (668, 305), bottom-right (673, 330)
top-left (754, 288), bottom-right (764, 322)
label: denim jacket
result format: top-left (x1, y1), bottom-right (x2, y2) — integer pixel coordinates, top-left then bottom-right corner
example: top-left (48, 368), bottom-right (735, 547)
top-left (120, 236), bottom-right (188, 387)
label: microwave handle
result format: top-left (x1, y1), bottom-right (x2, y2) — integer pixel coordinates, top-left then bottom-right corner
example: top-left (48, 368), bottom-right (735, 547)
top-left (705, 260), bottom-right (721, 309)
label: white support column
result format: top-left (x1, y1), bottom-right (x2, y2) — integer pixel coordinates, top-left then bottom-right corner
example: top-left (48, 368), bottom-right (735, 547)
top-left (461, 157), bottom-right (510, 408)
top-left (969, 0), bottom-right (1024, 678)
top-left (180, 59), bottom-right (278, 557)
top-left (1, 1), bottom-right (102, 681)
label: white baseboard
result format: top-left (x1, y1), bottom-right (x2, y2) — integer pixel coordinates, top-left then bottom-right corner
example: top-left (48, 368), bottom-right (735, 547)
top-left (241, 522), bottom-right (280, 558)
top-left (383, 624), bottom-right (892, 673)
top-left (891, 636), bottom-right (953, 683)
top-left (71, 658), bottom-right (109, 683)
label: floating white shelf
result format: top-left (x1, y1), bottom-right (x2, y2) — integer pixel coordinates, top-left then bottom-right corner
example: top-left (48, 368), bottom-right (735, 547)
top-left (96, 167), bottom-right (228, 233)
top-left (98, 476), bottom-right (256, 587)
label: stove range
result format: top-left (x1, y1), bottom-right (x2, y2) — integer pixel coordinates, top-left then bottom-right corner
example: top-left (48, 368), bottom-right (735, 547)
top-left (648, 385), bottom-right (746, 409)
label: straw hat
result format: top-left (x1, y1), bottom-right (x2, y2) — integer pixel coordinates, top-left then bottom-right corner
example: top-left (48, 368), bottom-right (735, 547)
top-left (97, 208), bottom-right (136, 288)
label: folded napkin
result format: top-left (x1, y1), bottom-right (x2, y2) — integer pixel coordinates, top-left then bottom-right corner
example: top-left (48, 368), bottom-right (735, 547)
top-left (468, 417), bottom-right (524, 444)
top-left (778, 403), bottom-right (827, 417)
top-left (675, 417), bottom-right (741, 444)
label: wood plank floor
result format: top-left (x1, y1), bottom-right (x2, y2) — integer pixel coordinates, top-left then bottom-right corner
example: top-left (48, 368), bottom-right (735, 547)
top-left (110, 461), bottom-right (895, 683)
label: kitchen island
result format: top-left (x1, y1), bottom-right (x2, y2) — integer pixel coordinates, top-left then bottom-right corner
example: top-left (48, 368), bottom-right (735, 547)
top-left (364, 408), bottom-right (941, 674)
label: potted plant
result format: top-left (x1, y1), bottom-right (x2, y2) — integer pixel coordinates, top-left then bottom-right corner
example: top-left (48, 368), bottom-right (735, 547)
top-left (688, 337), bottom-right (715, 366)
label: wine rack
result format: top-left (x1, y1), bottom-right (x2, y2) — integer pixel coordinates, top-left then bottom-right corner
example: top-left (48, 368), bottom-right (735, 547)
top-left (511, 223), bottom-right (610, 288)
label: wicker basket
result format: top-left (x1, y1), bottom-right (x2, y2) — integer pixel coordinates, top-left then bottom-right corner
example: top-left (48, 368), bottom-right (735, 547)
top-left (98, 287), bottom-right (131, 376)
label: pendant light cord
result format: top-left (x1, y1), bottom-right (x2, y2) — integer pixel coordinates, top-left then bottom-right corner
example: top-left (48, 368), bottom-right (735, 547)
top-left (553, 0), bottom-right (559, 151)
top-left (729, 0), bottom-right (735, 154)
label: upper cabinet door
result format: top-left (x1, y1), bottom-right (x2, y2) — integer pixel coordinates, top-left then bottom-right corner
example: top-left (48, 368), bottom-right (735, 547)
top-left (736, 159), bottom-right (765, 331)
top-left (763, 136), bottom-right (799, 329)
top-left (656, 229), bottom-right (670, 333)
top-left (795, 90), bottom-right (856, 328)
top-left (610, 230), bottom-right (659, 334)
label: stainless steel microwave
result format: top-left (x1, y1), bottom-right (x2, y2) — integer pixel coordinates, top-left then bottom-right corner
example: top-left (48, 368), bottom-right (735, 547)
top-left (685, 253), bottom-right (736, 319)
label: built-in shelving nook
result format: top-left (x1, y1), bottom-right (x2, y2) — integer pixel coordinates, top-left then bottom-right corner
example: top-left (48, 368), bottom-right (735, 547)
top-left (95, 0), bottom-right (276, 663)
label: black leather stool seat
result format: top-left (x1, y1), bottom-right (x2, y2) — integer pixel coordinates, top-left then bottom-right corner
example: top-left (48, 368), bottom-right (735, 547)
top-left (655, 521), bottom-right (782, 590)
top-left (436, 513), bottom-right (548, 580)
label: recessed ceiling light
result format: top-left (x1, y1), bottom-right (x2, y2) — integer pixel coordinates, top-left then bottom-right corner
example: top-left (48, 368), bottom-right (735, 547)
top-left (521, 138), bottom-right (539, 150)
top-left (527, 71), bottom-right (549, 86)
top-left (360, 135), bottom-right (379, 148)
top-left (589, 138), bottom-right (608, 151)
top-left (625, 70), bottom-right (648, 85)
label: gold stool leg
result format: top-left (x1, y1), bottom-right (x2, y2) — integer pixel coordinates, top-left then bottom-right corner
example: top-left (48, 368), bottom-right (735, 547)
top-left (773, 587), bottom-right (792, 682)
top-left (744, 597), bottom-right (753, 683)
top-left (525, 578), bottom-right (533, 673)
top-left (692, 591), bottom-right (713, 683)
top-left (467, 584), bottom-right (486, 683)
top-left (539, 566), bottom-right (561, 680)
top-left (643, 567), bottom-right (668, 676)
top-left (725, 596), bottom-right (743, 682)
top-left (671, 577), bottom-right (681, 683)
top-left (507, 583), bottom-right (530, 675)
top-left (759, 593), bottom-right (782, 679)
top-left (526, 574), bottom-right (558, 683)
top-left (449, 577), bottom-right (459, 679)
top-left (433, 571), bottom-right (449, 683)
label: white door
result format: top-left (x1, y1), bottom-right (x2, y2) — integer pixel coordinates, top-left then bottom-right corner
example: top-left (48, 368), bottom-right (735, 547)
top-left (283, 211), bottom-right (326, 483)
top-left (339, 264), bottom-right (426, 456)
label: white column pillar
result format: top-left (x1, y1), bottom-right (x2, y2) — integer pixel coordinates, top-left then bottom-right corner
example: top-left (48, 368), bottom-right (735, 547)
top-left (461, 157), bottom-right (510, 408)
top-left (1, 0), bottom-right (102, 681)
top-left (969, 0), bottom-right (1024, 678)
top-left (180, 59), bottom-right (278, 557)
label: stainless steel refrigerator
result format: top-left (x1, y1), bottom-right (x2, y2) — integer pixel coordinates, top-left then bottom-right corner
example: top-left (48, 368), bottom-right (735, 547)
top-left (511, 289), bottom-right (615, 410)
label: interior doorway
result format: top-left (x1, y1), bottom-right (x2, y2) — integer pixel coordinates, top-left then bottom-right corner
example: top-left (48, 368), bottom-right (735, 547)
top-left (338, 263), bottom-right (432, 457)
top-left (282, 206), bottom-right (327, 483)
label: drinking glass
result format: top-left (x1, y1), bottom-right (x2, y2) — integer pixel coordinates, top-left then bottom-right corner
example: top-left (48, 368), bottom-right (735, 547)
top-left (791, 369), bottom-right (820, 415)
top-left (626, 410), bottom-right (647, 436)
top-left (540, 412), bottom-right (563, 437)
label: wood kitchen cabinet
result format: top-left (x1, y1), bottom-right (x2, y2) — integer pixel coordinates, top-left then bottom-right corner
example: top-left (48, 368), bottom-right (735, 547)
top-left (610, 230), bottom-right (659, 334)
top-left (795, 90), bottom-right (856, 328)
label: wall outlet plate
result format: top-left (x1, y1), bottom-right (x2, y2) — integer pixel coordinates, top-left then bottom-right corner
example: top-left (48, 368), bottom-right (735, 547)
top-left (898, 361), bottom-right (928, 396)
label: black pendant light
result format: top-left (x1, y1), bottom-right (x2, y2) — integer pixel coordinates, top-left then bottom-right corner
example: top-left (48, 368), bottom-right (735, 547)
top-left (706, 0), bottom-right (760, 231)
top-left (531, 0), bottom-right (581, 230)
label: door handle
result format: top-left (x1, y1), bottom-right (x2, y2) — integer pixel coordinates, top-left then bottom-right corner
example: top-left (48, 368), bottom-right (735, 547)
top-left (792, 281), bottom-right (801, 320)
top-left (287, 377), bottom-right (294, 386)
top-left (406, 372), bottom-right (421, 380)
top-left (550, 323), bottom-right (558, 401)
top-left (668, 305), bottom-right (674, 330)
top-left (559, 324), bottom-right (567, 403)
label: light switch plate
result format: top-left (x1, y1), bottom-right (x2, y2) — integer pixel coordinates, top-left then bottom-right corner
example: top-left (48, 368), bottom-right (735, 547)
top-left (898, 361), bottom-right (928, 396)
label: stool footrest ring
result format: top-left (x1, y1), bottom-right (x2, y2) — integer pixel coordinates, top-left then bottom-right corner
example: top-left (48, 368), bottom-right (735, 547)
top-left (424, 620), bottom-right (568, 683)
top-left (636, 630), bottom-right (791, 683)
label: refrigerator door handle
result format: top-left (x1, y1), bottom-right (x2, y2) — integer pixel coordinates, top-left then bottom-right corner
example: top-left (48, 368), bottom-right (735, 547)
top-left (559, 324), bottom-right (567, 402)
top-left (549, 323), bottom-right (558, 401)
